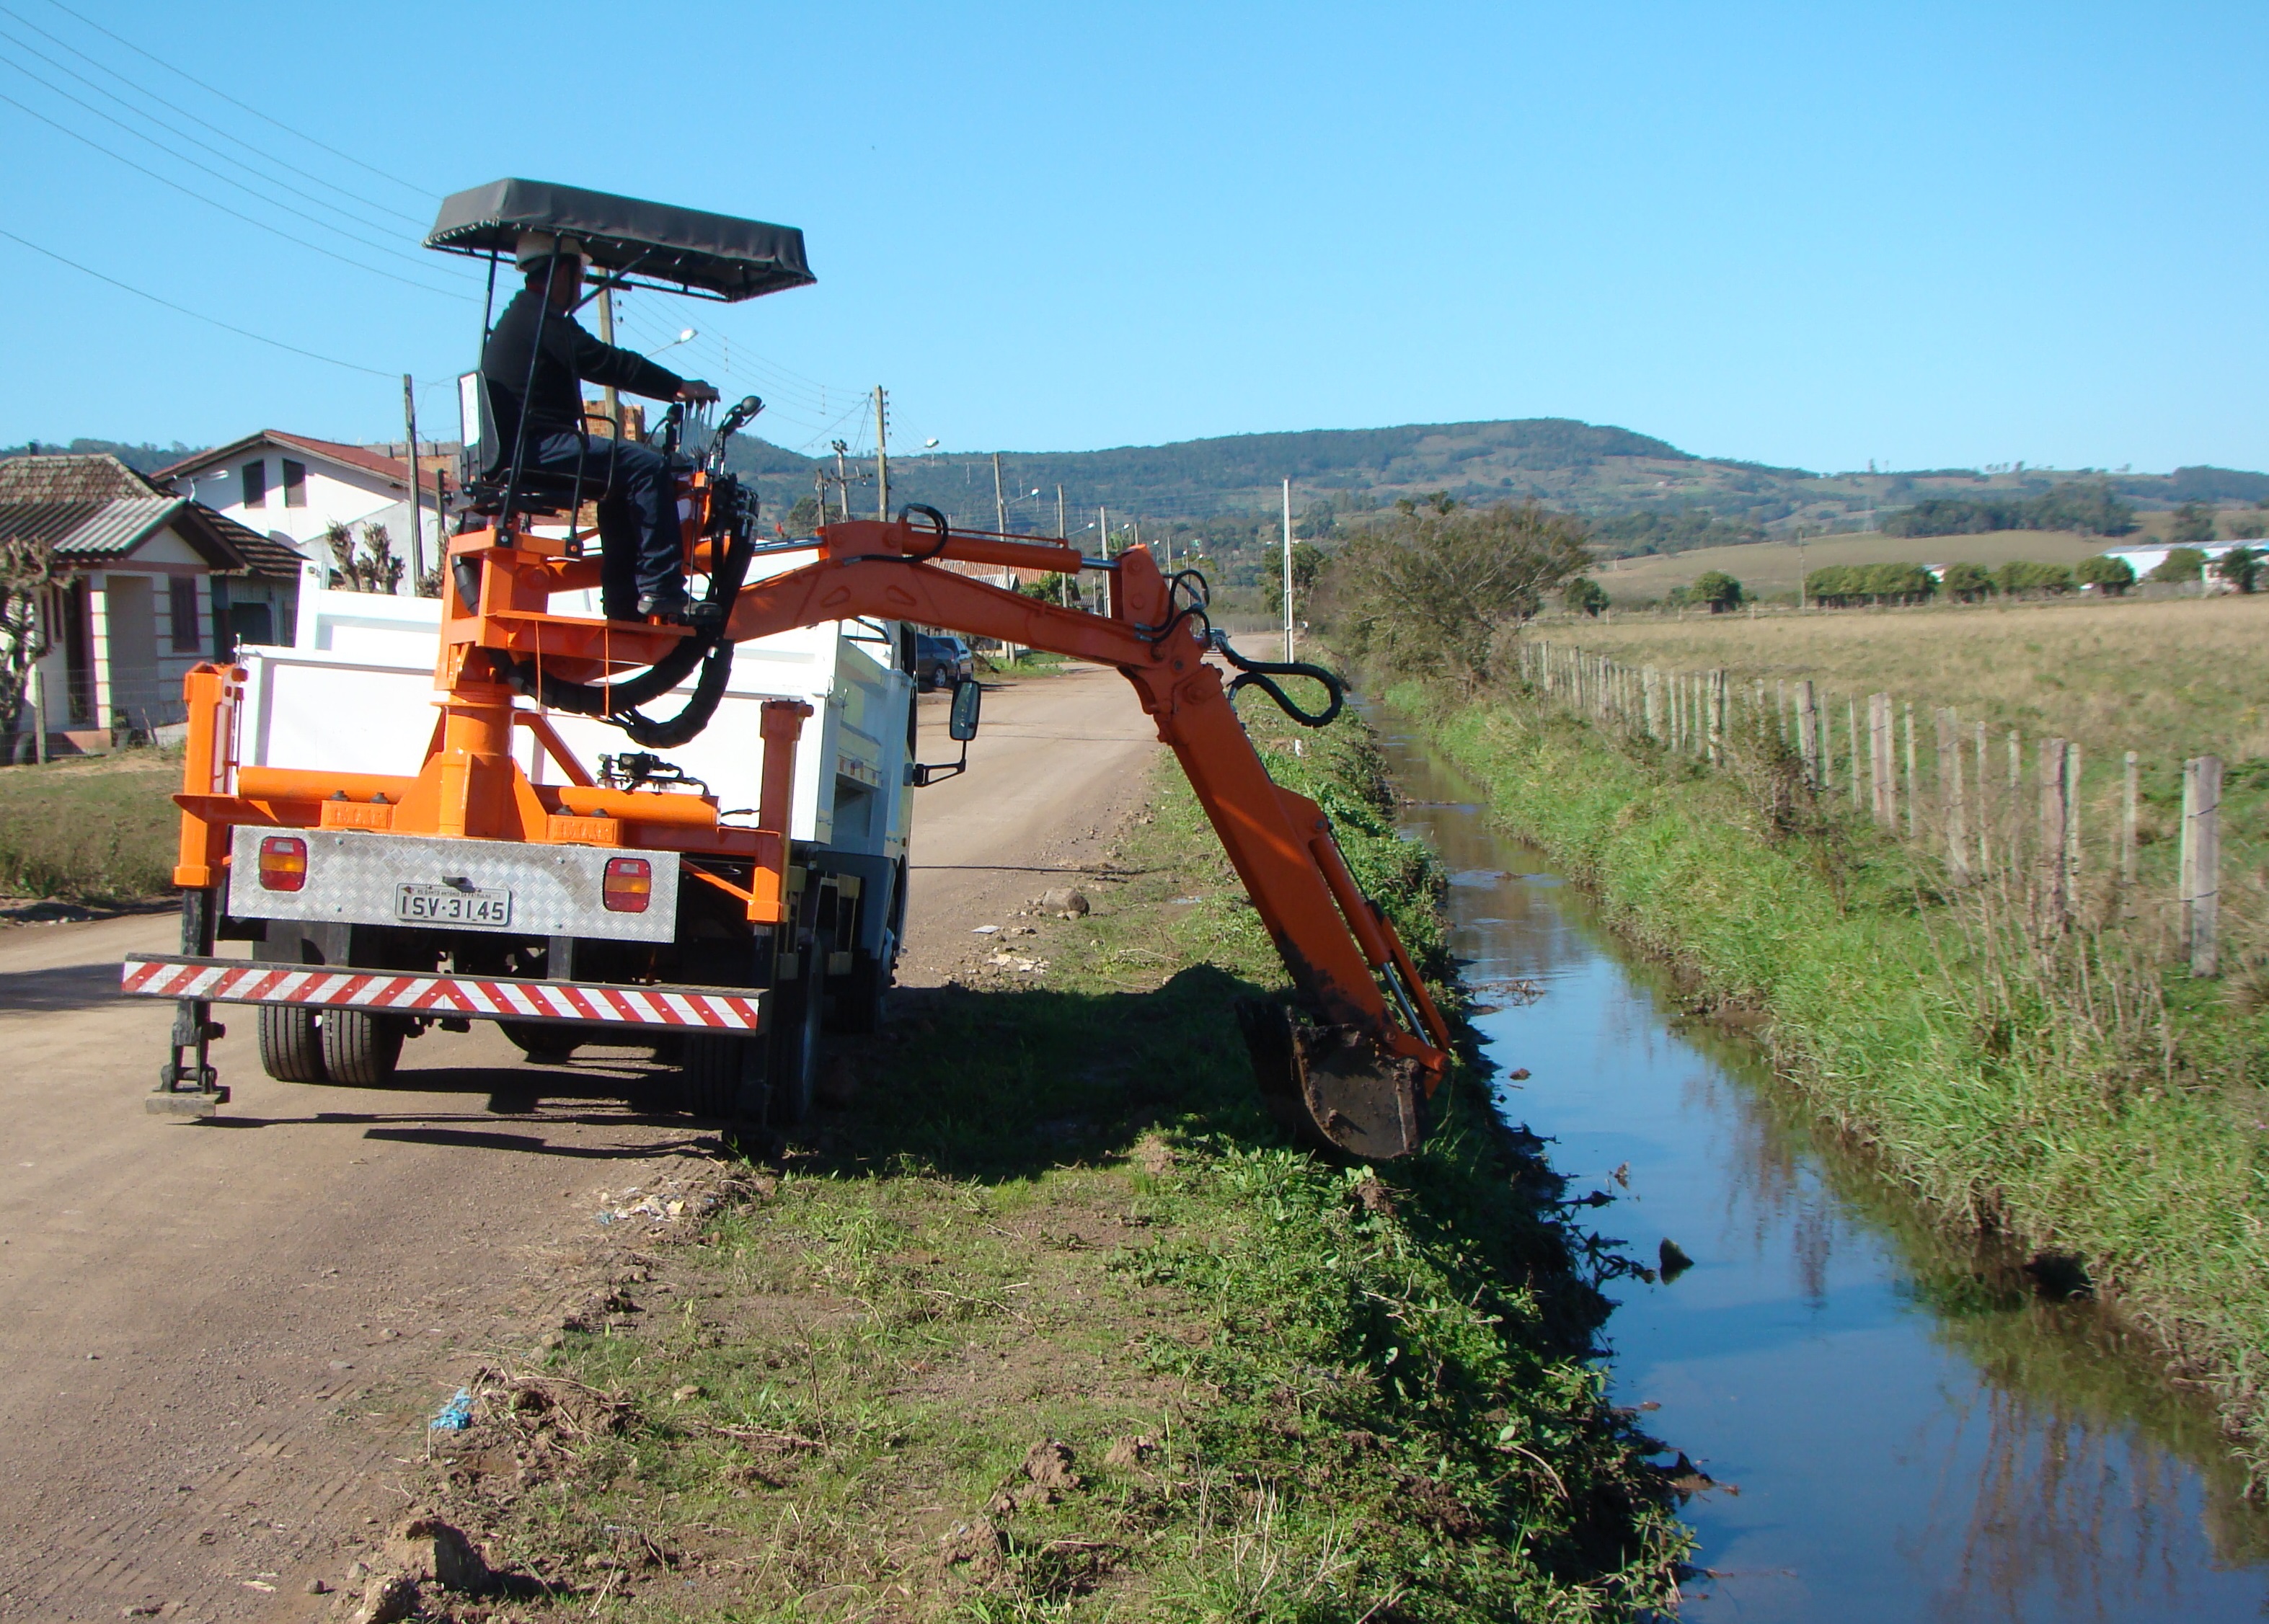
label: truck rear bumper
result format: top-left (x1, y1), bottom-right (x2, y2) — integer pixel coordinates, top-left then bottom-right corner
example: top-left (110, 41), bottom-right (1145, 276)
top-left (120, 954), bottom-right (765, 1032)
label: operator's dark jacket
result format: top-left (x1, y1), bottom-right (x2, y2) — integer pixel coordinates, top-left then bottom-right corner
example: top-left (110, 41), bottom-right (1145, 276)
top-left (479, 285), bottom-right (685, 461)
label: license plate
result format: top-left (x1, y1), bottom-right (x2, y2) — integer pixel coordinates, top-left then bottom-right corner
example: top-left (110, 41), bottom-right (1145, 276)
top-left (394, 883), bottom-right (513, 926)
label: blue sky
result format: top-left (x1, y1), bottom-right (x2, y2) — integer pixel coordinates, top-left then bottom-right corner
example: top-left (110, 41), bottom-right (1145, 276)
top-left (1, 1), bottom-right (2261, 474)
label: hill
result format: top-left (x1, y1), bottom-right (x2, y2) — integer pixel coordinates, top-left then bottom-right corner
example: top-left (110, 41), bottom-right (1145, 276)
top-left (1591, 529), bottom-right (2123, 603)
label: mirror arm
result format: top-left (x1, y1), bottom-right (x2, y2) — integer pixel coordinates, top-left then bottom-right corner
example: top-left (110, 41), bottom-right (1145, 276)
top-left (909, 740), bottom-right (970, 789)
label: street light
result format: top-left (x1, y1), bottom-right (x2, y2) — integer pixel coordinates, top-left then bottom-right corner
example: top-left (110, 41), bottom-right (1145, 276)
top-left (648, 327), bottom-right (697, 358)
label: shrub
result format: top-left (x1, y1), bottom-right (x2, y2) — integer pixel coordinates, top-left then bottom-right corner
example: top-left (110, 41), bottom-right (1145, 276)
top-left (2150, 546), bottom-right (2208, 583)
top-left (1995, 559), bottom-right (2076, 598)
top-left (1690, 569), bottom-right (1745, 613)
top-left (1563, 576), bottom-right (1609, 617)
top-left (2076, 554), bottom-right (2136, 595)
top-left (1940, 561), bottom-right (1995, 602)
top-left (2214, 545), bottom-right (2261, 594)
top-left (2170, 502), bottom-right (2219, 545)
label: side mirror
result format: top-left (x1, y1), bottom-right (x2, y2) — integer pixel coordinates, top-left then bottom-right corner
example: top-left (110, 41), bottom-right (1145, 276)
top-left (948, 678), bottom-right (983, 742)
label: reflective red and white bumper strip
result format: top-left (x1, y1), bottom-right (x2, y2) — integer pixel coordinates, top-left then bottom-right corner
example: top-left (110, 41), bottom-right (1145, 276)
top-left (120, 954), bottom-right (764, 1031)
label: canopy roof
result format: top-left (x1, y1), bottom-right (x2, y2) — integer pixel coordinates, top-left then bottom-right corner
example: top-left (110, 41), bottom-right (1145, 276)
top-left (425, 179), bottom-right (814, 302)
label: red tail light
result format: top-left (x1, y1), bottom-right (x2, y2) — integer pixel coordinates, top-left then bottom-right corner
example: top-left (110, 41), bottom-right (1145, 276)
top-left (257, 835), bottom-right (307, 892)
top-left (603, 856), bottom-right (652, 913)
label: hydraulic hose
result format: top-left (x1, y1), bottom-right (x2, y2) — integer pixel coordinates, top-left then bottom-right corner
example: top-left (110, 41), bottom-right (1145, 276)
top-left (1210, 631), bottom-right (1345, 729)
top-left (479, 476), bottom-right (756, 745)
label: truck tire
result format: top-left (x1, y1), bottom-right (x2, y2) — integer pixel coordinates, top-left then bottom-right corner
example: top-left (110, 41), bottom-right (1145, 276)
top-left (257, 1005), bottom-right (327, 1083)
top-left (681, 1034), bottom-right (763, 1119)
top-left (320, 1010), bottom-right (404, 1086)
top-left (501, 1021), bottom-right (579, 1065)
top-left (767, 940), bottom-right (828, 1126)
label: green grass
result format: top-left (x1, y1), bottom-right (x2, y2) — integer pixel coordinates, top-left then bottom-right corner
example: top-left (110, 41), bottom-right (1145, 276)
top-left (0, 747), bottom-right (181, 901)
top-left (1588, 529), bottom-right (2121, 604)
top-left (415, 707), bottom-right (1692, 1620)
top-left (1388, 678), bottom-right (2269, 1485)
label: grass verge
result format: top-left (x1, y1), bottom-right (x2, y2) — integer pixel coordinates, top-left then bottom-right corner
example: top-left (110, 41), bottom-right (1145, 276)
top-left (410, 706), bottom-right (1692, 1620)
top-left (1386, 675), bottom-right (2269, 1483)
top-left (0, 748), bottom-right (181, 902)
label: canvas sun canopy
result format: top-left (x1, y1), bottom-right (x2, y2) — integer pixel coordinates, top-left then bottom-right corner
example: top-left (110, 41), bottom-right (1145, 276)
top-left (425, 178), bottom-right (815, 302)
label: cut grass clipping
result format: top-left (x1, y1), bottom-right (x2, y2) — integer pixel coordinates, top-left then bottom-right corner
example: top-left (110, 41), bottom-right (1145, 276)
top-left (417, 706), bottom-right (1693, 1620)
top-left (1389, 674), bottom-right (2269, 1487)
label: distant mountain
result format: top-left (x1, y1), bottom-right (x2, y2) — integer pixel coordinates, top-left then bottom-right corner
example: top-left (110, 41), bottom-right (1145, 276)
top-left (0, 438), bottom-right (206, 475)
top-left (726, 418), bottom-right (2268, 569)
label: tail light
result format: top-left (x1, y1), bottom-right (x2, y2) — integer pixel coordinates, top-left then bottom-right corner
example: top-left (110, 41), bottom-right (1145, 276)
top-left (257, 835), bottom-right (307, 892)
top-left (603, 856), bottom-right (652, 913)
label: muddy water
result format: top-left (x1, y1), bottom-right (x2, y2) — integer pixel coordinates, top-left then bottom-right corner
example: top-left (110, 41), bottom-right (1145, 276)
top-left (1371, 719), bottom-right (2269, 1623)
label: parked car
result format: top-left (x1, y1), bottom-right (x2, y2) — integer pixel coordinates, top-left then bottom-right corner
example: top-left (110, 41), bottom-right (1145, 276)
top-left (914, 634), bottom-right (974, 690)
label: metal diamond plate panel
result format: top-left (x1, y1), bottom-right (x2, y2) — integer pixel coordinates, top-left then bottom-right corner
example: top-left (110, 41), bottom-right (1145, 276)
top-left (227, 827), bottom-right (679, 944)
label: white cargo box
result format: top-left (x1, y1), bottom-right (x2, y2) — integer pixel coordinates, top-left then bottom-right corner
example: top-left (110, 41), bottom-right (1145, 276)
top-left (234, 551), bottom-right (915, 859)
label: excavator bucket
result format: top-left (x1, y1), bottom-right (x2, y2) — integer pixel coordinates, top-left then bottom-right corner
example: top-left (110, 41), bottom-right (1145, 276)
top-left (1239, 1001), bottom-right (1428, 1161)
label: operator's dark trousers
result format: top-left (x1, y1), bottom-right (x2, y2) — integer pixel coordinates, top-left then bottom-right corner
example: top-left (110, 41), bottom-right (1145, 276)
top-left (526, 432), bottom-right (682, 619)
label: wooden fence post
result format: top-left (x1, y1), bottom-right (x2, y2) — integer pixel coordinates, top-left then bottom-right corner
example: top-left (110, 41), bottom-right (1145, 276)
top-left (1707, 670), bottom-right (1725, 766)
top-left (1903, 701), bottom-right (1919, 840)
top-left (1798, 680), bottom-right (1821, 789)
top-left (1869, 693), bottom-right (1894, 827)
top-left (2121, 750), bottom-right (2139, 888)
top-left (1849, 698), bottom-right (1862, 808)
top-left (2064, 742), bottom-right (2082, 914)
top-left (2182, 755), bottom-right (2221, 976)
top-left (1938, 709), bottom-right (1971, 882)
top-left (2038, 737), bottom-right (2070, 929)
top-left (1975, 721), bottom-right (1991, 873)
top-left (1643, 667), bottom-right (1661, 740)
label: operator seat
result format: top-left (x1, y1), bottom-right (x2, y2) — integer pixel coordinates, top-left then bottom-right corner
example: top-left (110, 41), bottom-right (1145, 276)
top-left (455, 371), bottom-right (609, 519)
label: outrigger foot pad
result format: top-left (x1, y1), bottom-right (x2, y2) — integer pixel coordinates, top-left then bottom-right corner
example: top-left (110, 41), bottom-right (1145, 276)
top-left (146, 1087), bottom-right (227, 1117)
top-left (1237, 1000), bottom-right (1425, 1161)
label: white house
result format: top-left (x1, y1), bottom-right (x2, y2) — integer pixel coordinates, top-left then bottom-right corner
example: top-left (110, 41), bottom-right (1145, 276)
top-left (0, 454), bottom-right (302, 754)
top-left (154, 430), bottom-right (449, 592)
top-left (2102, 541), bottom-right (2249, 587)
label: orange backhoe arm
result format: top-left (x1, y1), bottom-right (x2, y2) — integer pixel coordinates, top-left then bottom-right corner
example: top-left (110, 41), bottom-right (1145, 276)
top-left (725, 517), bottom-right (1452, 1158)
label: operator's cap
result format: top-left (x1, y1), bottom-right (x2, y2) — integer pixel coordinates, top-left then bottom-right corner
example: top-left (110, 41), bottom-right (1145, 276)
top-left (514, 230), bottom-right (588, 272)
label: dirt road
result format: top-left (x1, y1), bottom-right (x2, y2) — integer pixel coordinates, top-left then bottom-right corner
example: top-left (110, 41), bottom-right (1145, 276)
top-left (0, 665), bottom-right (1157, 1620)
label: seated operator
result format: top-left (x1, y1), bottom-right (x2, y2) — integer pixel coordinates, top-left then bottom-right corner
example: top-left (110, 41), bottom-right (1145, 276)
top-left (480, 231), bottom-right (719, 621)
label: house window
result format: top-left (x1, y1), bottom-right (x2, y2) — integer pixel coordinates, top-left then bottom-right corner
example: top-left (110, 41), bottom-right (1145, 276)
top-left (168, 577), bottom-right (201, 653)
top-left (282, 458), bottom-right (306, 507)
top-left (242, 460), bottom-right (267, 508)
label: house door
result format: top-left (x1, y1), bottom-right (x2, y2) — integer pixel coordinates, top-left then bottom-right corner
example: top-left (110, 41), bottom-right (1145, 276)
top-left (62, 579), bottom-right (94, 726)
top-left (102, 574), bottom-right (161, 737)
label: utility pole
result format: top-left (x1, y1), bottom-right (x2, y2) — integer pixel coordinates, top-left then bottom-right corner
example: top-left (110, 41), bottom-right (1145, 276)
top-left (400, 373), bottom-right (423, 597)
top-left (1055, 484), bottom-right (1066, 539)
top-left (873, 388), bottom-right (889, 520)
top-left (1056, 485), bottom-right (1069, 604)
top-left (831, 440), bottom-right (849, 524)
top-left (594, 283), bottom-right (620, 433)
top-left (1098, 505), bottom-right (1110, 618)
top-left (992, 453), bottom-right (1007, 534)
top-left (1281, 477), bottom-right (1295, 660)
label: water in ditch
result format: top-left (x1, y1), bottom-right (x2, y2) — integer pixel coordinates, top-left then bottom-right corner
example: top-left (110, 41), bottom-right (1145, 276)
top-left (1368, 716), bottom-right (2269, 1622)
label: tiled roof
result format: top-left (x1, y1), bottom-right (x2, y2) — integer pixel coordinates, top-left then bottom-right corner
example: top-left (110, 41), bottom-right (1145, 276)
top-left (48, 497), bottom-right (182, 559)
top-left (155, 430), bottom-right (411, 488)
top-left (0, 453), bottom-right (163, 503)
top-left (192, 507), bottom-right (306, 578)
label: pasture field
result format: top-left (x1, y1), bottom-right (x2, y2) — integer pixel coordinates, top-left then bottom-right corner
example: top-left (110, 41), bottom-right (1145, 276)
top-left (1541, 591), bottom-right (2269, 769)
top-left (0, 747), bottom-right (182, 902)
top-left (1591, 528), bottom-right (2118, 602)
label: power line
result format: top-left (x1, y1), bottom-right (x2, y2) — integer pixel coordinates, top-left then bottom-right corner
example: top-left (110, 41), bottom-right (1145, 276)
top-left (0, 225), bottom-right (398, 377)
top-left (0, 61), bottom-right (467, 285)
top-left (0, 90), bottom-right (469, 300)
top-left (0, 9), bottom-right (429, 228)
top-left (35, 0), bottom-right (431, 200)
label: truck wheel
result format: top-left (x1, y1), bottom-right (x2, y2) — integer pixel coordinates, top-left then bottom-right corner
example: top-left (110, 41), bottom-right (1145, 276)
top-left (501, 1021), bottom-right (579, 1065)
top-left (681, 1034), bottom-right (763, 1119)
top-left (320, 1010), bottom-right (404, 1087)
top-left (767, 942), bottom-right (828, 1126)
top-left (257, 1005), bottom-right (327, 1083)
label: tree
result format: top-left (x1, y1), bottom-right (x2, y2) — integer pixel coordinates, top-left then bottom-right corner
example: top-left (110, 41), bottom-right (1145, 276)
top-left (1996, 559), bottom-right (2076, 598)
top-left (2214, 545), bottom-right (2261, 594)
top-left (0, 536), bottom-right (65, 760)
top-left (1288, 540), bottom-right (1327, 602)
top-left (324, 520), bottom-right (404, 595)
top-left (2230, 510), bottom-right (2269, 541)
top-left (2075, 554), bottom-right (2136, 595)
top-left (1563, 577), bottom-right (1609, 617)
top-left (1940, 562), bottom-right (1995, 602)
top-left (2170, 502), bottom-right (2217, 545)
top-left (1330, 500), bottom-right (1591, 688)
top-left (1859, 562), bottom-right (1934, 604)
top-left (1690, 570), bottom-right (1744, 613)
top-left (1019, 572), bottom-right (1082, 608)
top-left (2149, 546), bottom-right (2208, 583)
top-left (784, 494), bottom-right (820, 533)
